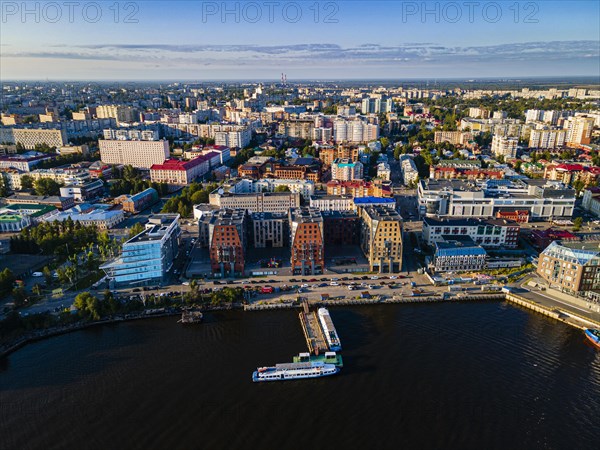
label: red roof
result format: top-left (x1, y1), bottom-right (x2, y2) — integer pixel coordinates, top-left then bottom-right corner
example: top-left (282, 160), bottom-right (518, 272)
top-left (556, 163), bottom-right (584, 172)
top-left (150, 155), bottom-right (210, 171)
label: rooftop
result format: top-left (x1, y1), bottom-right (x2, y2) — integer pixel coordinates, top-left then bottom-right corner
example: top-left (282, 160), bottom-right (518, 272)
top-left (363, 205), bottom-right (403, 221)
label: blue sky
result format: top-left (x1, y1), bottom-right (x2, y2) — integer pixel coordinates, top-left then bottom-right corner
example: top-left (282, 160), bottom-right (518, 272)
top-left (1, 1), bottom-right (599, 80)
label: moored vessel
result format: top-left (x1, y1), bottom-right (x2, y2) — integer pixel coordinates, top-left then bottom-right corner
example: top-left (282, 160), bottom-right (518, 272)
top-left (317, 307), bottom-right (342, 351)
top-left (293, 351), bottom-right (343, 367)
top-left (252, 361), bottom-right (339, 382)
top-left (584, 328), bottom-right (600, 349)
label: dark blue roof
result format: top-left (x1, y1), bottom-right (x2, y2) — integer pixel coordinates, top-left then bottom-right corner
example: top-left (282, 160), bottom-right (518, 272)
top-left (353, 197), bottom-right (395, 204)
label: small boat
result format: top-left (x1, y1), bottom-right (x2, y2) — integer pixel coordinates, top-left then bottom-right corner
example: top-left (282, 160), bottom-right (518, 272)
top-left (293, 351), bottom-right (343, 367)
top-left (178, 310), bottom-right (203, 324)
top-left (252, 361), bottom-right (339, 382)
top-left (584, 328), bottom-right (600, 349)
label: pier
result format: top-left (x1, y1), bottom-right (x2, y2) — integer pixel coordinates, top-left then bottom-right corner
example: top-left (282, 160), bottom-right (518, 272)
top-left (299, 300), bottom-right (329, 355)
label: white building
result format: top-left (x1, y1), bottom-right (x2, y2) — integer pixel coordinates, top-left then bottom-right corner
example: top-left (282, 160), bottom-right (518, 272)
top-left (331, 158), bottom-right (364, 181)
top-left (377, 162), bottom-right (391, 181)
top-left (333, 119), bottom-right (379, 143)
top-left (401, 157), bottom-right (419, 186)
top-left (564, 116), bottom-right (595, 145)
top-left (309, 195), bottom-right (354, 211)
top-left (214, 127), bottom-right (251, 149)
top-left (99, 139), bottom-right (169, 169)
top-left (491, 135), bottom-right (518, 158)
top-left (528, 128), bottom-right (566, 149)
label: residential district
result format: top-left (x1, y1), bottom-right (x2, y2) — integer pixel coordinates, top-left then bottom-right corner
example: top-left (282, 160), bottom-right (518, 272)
top-left (1, 79), bottom-right (600, 348)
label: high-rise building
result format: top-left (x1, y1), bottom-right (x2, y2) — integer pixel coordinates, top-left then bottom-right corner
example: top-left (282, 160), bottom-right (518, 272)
top-left (528, 128), bottom-right (566, 149)
top-left (0, 128), bottom-right (67, 149)
top-left (289, 207), bottom-right (324, 275)
top-left (201, 209), bottom-right (247, 278)
top-left (491, 135), bottom-right (518, 158)
top-left (100, 214), bottom-right (181, 286)
top-left (96, 105), bottom-right (137, 122)
top-left (360, 206), bottom-right (403, 273)
top-left (99, 139), bottom-right (169, 169)
top-left (331, 158), bottom-right (364, 180)
top-left (564, 116), bottom-right (595, 145)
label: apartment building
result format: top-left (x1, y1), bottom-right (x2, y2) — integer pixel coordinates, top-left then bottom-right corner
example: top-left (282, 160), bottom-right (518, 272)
top-left (278, 119), bottom-right (315, 140)
top-left (209, 190), bottom-right (300, 213)
top-left (99, 139), bottom-right (169, 169)
top-left (333, 119), bottom-right (379, 143)
top-left (434, 131), bottom-right (473, 145)
top-left (0, 128), bottom-right (67, 149)
top-left (360, 206), bottom-right (403, 273)
top-left (401, 157), bottom-right (420, 186)
top-left (537, 241), bottom-right (600, 293)
top-left (543, 164), bottom-right (600, 187)
top-left (377, 162), bottom-right (391, 181)
top-left (433, 237), bottom-right (488, 273)
top-left (491, 135), bottom-right (518, 158)
top-left (322, 210), bottom-right (361, 245)
top-left (0, 152), bottom-right (54, 172)
top-left (565, 115), bottom-right (595, 146)
top-left (200, 209), bottom-right (247, 277)
top-left (250, 212), bottom-right (288, 248)
top-left (96, 105), bottom-right (137, 122)
top-left (528, 128), bottom-right (566, 149)
top-left (289, 207), bottom-right (325, 275)
top-left (331, 158), bottom-right (364, 181)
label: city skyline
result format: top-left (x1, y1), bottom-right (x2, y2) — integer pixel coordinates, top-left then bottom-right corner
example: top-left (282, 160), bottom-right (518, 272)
top-left (1, 1), bottom-right (599, 80)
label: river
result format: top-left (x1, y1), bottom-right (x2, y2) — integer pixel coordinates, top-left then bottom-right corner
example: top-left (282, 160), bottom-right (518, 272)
top-left (1, 301), bottom-right (599, 450)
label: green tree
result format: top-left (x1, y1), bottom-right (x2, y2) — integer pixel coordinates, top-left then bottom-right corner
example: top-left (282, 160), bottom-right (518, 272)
top-left (0, 268), bottom-right (16, 298)
top-left (274, 185), bottom-right (291, 192)
top-left (128, 222), bottom-right (145, 239)
top-left (573, 217), bottom-right (583, 231)
top-left (34, 178), bottom-right (62, 196)
top-left (74, 292), bottom-right (100, 321)
top-left (20, 175), bottom-right (34, 190)
top-left (0, 176), bottom-right (9, 197)
top-left (42, 266), bottom-right (53, 285)
top-left (572, 180), bottom-right (586, 195)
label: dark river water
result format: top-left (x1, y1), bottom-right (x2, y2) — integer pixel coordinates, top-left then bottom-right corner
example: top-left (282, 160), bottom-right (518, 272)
top-left (1, 301), bottom-right (599, 450)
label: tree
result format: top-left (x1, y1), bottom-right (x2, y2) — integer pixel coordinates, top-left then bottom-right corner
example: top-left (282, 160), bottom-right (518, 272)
top-left (274, 185), bottom-right (291, 192)
top-left (34, 178), bottom-right (62, 196)
top-left (42, 266), bottom-right (53, 285)
top-left (20, 175), bottom-right (34, 190)
top-left (0, 176), bottom-right (9, 197)
top-left (74, 292), bottom-right (100, 320)
top-left (573, 217), bottom-right (583, 231)
top-left (572, 180), bottom-right (586, 196)
top-left (0, 268), bottom-right (16, 298)
top-left (128, 222), bottom-right (145, 239)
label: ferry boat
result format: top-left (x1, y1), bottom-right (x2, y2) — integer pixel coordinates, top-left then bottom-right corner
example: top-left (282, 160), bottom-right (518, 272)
top-left (178, 310), bottom-right (203, 324)
top-left (293, 351), bottom-right (344, 367)
top-left (584, 328), bottom-right (600, 349)
top-left (252, 361), bottom-right (339, 382)
top-left (317, 307), bottom-right (342, 351)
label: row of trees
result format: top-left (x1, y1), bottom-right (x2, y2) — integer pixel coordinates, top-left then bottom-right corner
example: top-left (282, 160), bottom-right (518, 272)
top-left (9, 219), bottom-right (100, 257)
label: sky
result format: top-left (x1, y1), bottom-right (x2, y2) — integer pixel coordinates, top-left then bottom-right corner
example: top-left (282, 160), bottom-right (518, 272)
top-left (1, 1), bottom-right (600, 80)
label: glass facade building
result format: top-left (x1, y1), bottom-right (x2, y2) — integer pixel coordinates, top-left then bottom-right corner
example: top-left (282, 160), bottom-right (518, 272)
top-left (101, 214), bottom-right (180, 286)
